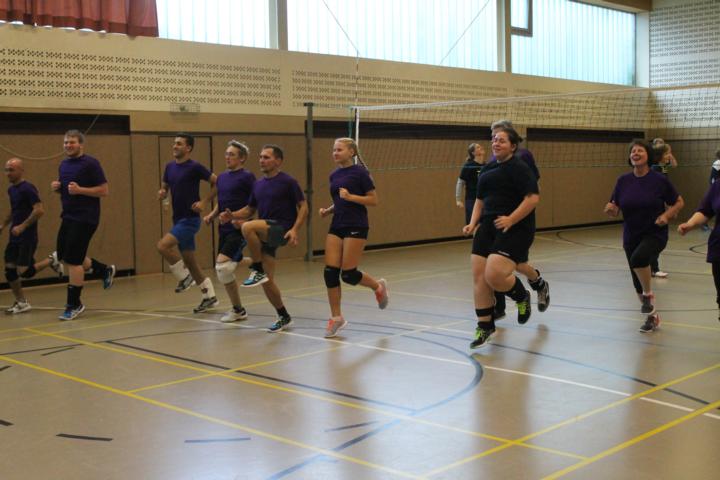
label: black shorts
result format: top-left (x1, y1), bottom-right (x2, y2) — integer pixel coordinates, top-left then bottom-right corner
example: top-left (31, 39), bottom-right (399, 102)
top-left (4, 240), bottom-right (37, 267)
top-left (261, 220), bottom-right (289, 258)
top-left (328, 226), bottom-right (369, 240)
top-left (471, 216), bottom-right (535, 264)
top-left (56, 219), bottom-right (97, 266)
top-left (218, 230), bottom-right (246, 262)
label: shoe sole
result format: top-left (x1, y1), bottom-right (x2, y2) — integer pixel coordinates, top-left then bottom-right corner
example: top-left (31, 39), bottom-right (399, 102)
top-left (10, 307), bottom-right (32, 314)
top-left (242, 277), bottom-right (269, 288)
top-left (221, 315), bottom-right (248, 323)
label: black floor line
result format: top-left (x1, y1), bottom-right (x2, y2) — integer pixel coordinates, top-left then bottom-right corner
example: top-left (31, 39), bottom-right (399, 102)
top-left (40, 346), bottom-right (75, 356)
top-left (184, 437), bottom-right (251, 444)
top-left (56, 433), bottom-right (112, 442)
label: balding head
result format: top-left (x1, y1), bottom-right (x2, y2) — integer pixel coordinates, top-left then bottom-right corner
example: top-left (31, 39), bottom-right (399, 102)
top-left (5, 158), bottom-right (25, 184)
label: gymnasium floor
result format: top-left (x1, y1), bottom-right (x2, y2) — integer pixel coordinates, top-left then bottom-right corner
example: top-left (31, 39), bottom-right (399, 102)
top-left (0, 224), bottom-right (718, 480)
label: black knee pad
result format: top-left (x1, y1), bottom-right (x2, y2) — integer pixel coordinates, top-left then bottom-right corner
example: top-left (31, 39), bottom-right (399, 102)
top-left (5, 267), bottom-right (18, 282)
top-left (324, 266), bottom-right (341, 288)
top-left (20, 265), bottom-right (37, 279)
top-left (341, 268), bottom-right (363, 285)
top-left (475, 307), bottom-right (494, 318)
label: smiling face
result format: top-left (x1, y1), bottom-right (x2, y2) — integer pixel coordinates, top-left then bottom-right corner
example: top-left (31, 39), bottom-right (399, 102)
top-left (491, 132), bottom-right (516, 161)
top-left (172, 137), bottom-right (192, 161)
top-left (629, 144), bottom-right (649, 168)
top-left (332, 140), bottom-right (355, 167)
top-left (63, 135), bottom-right (84, 158)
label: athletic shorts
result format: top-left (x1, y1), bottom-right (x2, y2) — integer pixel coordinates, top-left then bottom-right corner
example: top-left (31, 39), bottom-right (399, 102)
top-left (218, 230), bottom-right (246, 262)
top-left (471, 216), bottom-right (535, 264)
top-left (170, 217), bottom-right (202, 252)
top-left (328, 226), bottom-right (369, 240)
top-left (261, 220), bottom-right (288, 258)
top-left (4, 240), bottom-right (37, 267)
top-left (57, 219), bottom-right (97, 266)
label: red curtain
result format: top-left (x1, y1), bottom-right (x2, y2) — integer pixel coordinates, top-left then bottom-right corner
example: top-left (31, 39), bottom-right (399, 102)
top-left (0, 0), bottom-right (158, 37)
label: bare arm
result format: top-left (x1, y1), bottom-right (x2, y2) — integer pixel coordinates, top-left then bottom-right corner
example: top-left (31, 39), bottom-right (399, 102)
top-left (11, 202), bottom-right (44, 236)
top-left (285, 200), bottom-right (309, 246)
top-left (656, 195), bottom-right (684, 225)
top-left (319, 203), bottom-right (335, 218)
top-left (338, 188), bottom-right (378, 207)
top-left (494, 193), bottom-right (540, 232)
top-left (455, 179), bottom-right (465, 207)
top-left (192, 174), bottom-right (218, 212)
top-left (678, 211), bottom-right (709, 235)
top-left (462, 198), bottom-right (483, 235)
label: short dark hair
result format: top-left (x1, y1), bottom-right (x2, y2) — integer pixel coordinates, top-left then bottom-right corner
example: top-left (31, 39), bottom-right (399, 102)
top-left (261, 144), bottom-right (284, 160)
top-left (627, 139), bottom-right (655, 167)
top-left (64, 129), bottom-right (85, 144)
top-left (493, 126), bottom-right (523, 147)
top-left (175, 133), bottom-right (194, 150)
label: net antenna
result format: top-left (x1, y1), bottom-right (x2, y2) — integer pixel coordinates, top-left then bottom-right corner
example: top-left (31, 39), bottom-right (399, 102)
top-left (320, 0), bottom-right (361, 106)
top-left (438, 0), bottom-right (493, 66)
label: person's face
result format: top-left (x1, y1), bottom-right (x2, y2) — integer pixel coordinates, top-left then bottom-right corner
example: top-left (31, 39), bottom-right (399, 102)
top-left (173, 137), bottom-right (192, 160)
top-left (63, 136), bottom-right (83, 158)
top-left (491, 132), bottom-right (515, 160)
top-left (259, 148), bottom-right (280, 174)
top-left (473, 144), bottom-right (486, 162)
top-left (332, 141), bottom-right (354, 166)
top-left (4, 161), bottom-right (22, 183)
top-left (629, 145), bottom-right (648, 167)
top-left (225, 146), bottom-right (244, 170)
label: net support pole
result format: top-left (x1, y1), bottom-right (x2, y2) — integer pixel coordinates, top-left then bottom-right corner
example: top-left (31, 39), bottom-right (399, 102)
top-left (304, 102), bottom-right (314, 262)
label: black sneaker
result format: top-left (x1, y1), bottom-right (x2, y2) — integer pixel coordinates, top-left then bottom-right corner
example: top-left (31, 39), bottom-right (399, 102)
top-left (193, 296), bottom-right (219, 313)
top-left (537, 281), bottom-right (550, 312)
top-left (175, 274), bottom-right (195, 293)
top-left (103, 265), bottom-right (116, 290)
top-left (639, 313), bottom-right (660, 333)
top-left (641, 293), bottom-right (655, 315)
top-left (267, 315), bottom-right (292, 332)
top-left (492, 308), bottom-right (506, 321)
top-left (470, 324), bottom-right (495, 349)
top-left (516, 291), bottom-right (532, 324)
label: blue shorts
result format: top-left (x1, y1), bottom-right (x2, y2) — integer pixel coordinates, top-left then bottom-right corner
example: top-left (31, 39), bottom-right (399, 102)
top-left (170, 217), bottom-right (201, 252)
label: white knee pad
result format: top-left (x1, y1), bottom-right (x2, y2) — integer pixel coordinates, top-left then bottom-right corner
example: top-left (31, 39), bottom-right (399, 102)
top-left (215, 261), bottom-right (237, 284)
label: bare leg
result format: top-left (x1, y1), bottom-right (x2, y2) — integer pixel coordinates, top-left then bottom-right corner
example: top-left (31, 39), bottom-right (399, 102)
top-left (325, 234), bottom-right (343, 317)
top-left (260, 254), bottom-right (283, 309)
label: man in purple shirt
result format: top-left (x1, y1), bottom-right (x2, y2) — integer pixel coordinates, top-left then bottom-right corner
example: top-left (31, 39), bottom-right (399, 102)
top-left (52, 130), bottom-right (115, 320)
top-left (2, 158), bottom-right (44, 314)
top-left (157, 133), bottom-right (219, 313)
top-left (226, 144), bottom-right (308, 332)
top-left (203, 140), bottom-right (255, 323)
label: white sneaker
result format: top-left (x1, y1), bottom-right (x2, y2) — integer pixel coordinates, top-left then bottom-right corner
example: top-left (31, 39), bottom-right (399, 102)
top-left (5, 300), bottom-right (31, 314)
top-left (48, 252), bottom-right (64, 278)
top-left (652, 271), bottom-right (669, 278)
top-left (221, 307), bottom-right (248, 323)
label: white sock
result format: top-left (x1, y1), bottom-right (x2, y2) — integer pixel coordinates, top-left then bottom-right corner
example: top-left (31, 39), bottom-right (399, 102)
top-left (169, 260), bottom-right (189, 281)
top-left (200, 277), bottom-right (215, 299)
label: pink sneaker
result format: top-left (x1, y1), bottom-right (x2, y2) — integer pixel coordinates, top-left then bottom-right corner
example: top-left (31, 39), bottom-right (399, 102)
top-left (375, 279), bottom-right (388, 309)
top-left (324, 315), bottom-right (347, 338)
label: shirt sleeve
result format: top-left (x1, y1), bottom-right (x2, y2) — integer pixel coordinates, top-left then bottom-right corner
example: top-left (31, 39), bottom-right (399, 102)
top-left (26, 184), bottom-right (41, 205)
top-left (697, 182), bottom-right (718, 218)
top-left (661, 176), bottom-right (679, 205)
top-left (89, 158), bottom-right (108, 186)
top-left (359, 170), bottom-right (375, 193)
top-left (291, 178), bottom-right (305, 203)
top-left (514, 161), bottom-right (539, 196)
top-left (196, 163), bottom-right (212, 181)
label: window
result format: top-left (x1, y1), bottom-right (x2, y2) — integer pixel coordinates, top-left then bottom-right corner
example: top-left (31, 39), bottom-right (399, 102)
top-left (511, 0), bottom-right (635, 85)
top-left (156, 0), bottom-right (271, 48)
top-left (287, 0), bottom-right (498, 71)
top-left (511, 0), bottom-right (532, 36)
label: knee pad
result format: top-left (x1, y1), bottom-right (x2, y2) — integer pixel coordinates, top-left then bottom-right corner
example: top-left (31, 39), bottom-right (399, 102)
top-left (20, 265), bottom-right (37, 279)
top-left (215, 261), bottom-right (237, 284)
top-left (324, 266), bottom-right (341, 288)
top-left (5, 267), bottom-right (18, 282)
top-left (341, 268), bottom-right (363, 285)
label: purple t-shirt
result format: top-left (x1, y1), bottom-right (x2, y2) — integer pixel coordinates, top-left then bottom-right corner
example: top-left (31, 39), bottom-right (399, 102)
top-left (489, 148), bottom-right (540, 180)
top-left (696, 181), bottom-right (720, 262)
top-left (163, 159), bottom-right (212, 223)
top-left (216, 168), bottom-right (255, 234)
top-left (8, 180), bottom-right (40, 244)
top-left (329, 164), bottom-right (375, 229)
top-left (248, 171), bottom-right (305, 231)
top-left (58, 154), bottom-right (107, 225)
top-left (610, 170), bottom-right (679, 248)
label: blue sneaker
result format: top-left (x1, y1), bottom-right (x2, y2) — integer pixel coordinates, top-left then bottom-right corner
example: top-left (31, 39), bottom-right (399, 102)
top-left (103, 265), bottom-right (116, 290)
top-left (59, 304), bottom-right (85, 321)
top-left (242, 270), bottom-right (269, 288)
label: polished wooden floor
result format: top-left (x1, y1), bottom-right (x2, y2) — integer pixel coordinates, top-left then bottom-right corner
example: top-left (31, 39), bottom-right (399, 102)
top-left (0, 224), bottom-right (718, 480)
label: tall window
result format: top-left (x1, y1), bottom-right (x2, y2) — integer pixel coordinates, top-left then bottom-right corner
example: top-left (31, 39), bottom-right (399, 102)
top-left (511, 0), bottom-right (635, 85)
top-left (156, 0), bottom-right (270, 48)
top-left (287, 0), bottom-right (498, 71)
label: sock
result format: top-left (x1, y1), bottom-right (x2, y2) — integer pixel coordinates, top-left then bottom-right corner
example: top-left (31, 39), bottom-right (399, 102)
top-left (528, 269), bottom-right (545, 291)
top-left (233, 304), bottom-right (244, 312)
top-left (503, 277), bottom-right (528, 303)
top-left (67, 285), bottom-right (83, 308)
top-left (169, 260), bottom-right (189, 281)
top-left (90, 258), bottom-right (108, 276)
top-left (199, 277), bottom-right (215, 299)
top-left (276, 306), bottom-right (289, 318)
top-left (250, 261), bottom-right (265, 274)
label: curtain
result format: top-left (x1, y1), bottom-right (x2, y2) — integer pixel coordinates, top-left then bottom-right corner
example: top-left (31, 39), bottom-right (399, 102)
top-left (0, 0), bottom-right (158, 37)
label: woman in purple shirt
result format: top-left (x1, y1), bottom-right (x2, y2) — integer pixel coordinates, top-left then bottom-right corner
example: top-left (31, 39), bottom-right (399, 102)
top-left (605, 139), bottom-right (684, 333)
top-left (677, 181), bottom-right (720, 321)
top-left (318, 138), bottom-right (388, 338)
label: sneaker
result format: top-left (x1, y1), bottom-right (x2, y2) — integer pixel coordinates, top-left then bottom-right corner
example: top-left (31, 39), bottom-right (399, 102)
top-left (652, 271), bottom-right (669, 278)
top-left (639, 313), bottom-right (660, 333)
top-left (375, 279), bottom-right (389, 309)
top-left (48, 252), bottom-right (64, 278)
top-left (516, 291), bottom-right (532, 324)
top-left (193, 296), bottom-right (219, 313)
top-left (242, 270), bottom-right (269, 288)
top-left (324, 316), bottom-right (347, 338)
top-left (103, 265), bottom-right (116, 290)
top-left (267, 315), bottom-right (292, 332)
top-left (58, 304), bottom-right (85, 321)
top-left (641, 293), bottom-right (656, 315)
top-left (175, 274), bottom-right (195, 293)
top-left (493, 308), bottom-right (506, 321)
top-left (220, 306), bottom-right (248, 323)
top-left (5, 301), bottom-right (31, 314)
top-left (537, 280), bottom-right (550, 312)
top-left (469, 323), bottom-right (495, 349)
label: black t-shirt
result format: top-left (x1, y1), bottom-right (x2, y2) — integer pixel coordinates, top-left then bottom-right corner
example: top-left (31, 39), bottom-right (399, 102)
top-left (477, 155), bottom-right (539, 223)
top-left (458, 160), bottom-right (484, 200)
